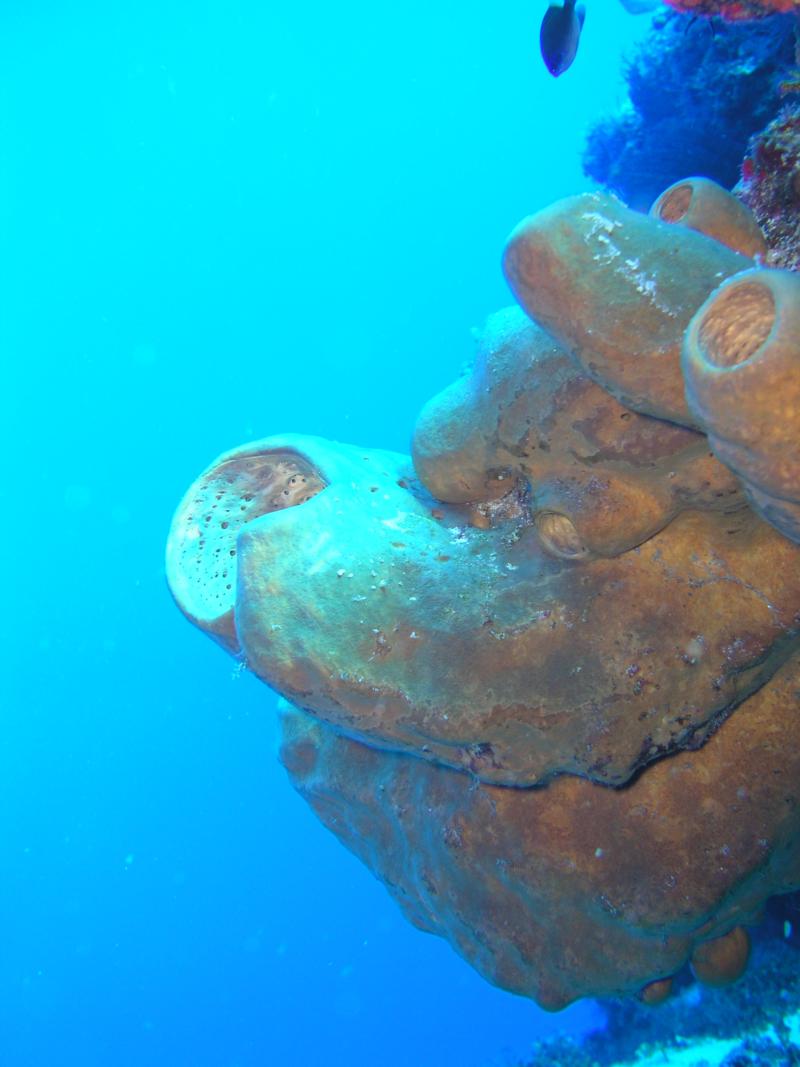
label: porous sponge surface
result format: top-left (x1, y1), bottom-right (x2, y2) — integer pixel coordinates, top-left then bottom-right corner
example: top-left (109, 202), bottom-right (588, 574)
top-left (167, 451), bottom-right (325, 625)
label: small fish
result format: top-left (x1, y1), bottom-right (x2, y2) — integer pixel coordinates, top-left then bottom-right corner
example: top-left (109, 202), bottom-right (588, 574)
top-left (617, 0), bottom-right (661, 13)
top-left (540, 0), bottom-right (586, 78)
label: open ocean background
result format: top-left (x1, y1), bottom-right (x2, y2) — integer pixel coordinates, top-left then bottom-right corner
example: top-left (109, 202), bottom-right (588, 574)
top-left (3, 3), bottom-right (655, 1064)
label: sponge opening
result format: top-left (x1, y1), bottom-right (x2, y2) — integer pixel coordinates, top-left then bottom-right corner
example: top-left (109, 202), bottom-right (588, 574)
top-left (168, 449), bottom-right (326, 627)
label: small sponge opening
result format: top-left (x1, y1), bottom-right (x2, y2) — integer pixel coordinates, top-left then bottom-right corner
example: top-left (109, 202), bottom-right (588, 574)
top-left (698, 282), bottom-right (775, 369)
top-left (535, 512), bottom-right (589, 560)
top-left (168, 450), bottom-right (326, 626)
top-left (656, 183), bottom-right (692, 223)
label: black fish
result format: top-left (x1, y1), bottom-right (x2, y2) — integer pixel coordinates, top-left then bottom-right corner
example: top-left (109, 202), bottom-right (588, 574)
top-left (539, 0), bottom-right (586, 77)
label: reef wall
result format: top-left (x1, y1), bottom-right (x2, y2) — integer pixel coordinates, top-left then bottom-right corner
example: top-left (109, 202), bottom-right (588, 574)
top-left (738, 104), bottom-right (800, 271)
top-left (581, 11), bottom-right (796, 209)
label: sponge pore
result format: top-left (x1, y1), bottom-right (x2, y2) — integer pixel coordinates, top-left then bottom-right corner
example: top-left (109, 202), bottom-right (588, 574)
top-left (167, 449), bottom-right (326, 649)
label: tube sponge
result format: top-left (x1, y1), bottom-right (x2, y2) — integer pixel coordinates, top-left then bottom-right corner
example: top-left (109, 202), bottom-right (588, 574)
top-left (650, 177), bottom-right (768, 259)
top-left (682, 267), bottom-right (800, 543)
top-left (503, 192), bottom-right (751, 425)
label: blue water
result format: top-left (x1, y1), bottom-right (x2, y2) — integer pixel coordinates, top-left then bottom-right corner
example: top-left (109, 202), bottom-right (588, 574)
top-left (4, 3), bottom-right (654, 1064)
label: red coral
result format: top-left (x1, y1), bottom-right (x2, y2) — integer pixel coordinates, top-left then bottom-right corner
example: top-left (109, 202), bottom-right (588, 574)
top-left (665, 0), bottom-right (798, 18)
top-left (737, 104), bottom-right (800, 269)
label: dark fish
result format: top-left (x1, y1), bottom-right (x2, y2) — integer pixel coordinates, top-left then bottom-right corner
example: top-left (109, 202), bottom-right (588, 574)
top-left (539, 0), bottom-right (586, 77)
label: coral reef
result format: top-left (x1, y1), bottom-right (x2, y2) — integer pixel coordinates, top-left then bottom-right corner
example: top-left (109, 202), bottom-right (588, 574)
top-left (738, 104), bottom-right (800, 270)
top-left (167, 186), bottom-right (800, 1009)
top-left (582, 11), bottom-right (796, 209)
top-left (664, 0), bottom-right (799, 19)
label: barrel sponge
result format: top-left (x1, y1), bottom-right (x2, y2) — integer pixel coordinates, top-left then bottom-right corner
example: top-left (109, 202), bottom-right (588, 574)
top-left (168, 188), bottom-right (800, 1013)
top-left (278, 651), bottom-right (800, 1009)
top-left (502, 191), bottom-right (751, 425)
top-left (683, 267), bottom-right (800, 542)
top-left (650, 177), bottom-right (767, 259)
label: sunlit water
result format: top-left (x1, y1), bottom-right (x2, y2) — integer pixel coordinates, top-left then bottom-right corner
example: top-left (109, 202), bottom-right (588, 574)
top-left (3, 3), bottom-right (655, 1064)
